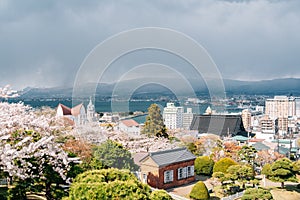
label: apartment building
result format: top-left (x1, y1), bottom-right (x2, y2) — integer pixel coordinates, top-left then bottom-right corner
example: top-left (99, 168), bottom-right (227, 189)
top-left (163, 103), bottom-right (183, 130)
top-left (265, 96), bottom-right (296, 119)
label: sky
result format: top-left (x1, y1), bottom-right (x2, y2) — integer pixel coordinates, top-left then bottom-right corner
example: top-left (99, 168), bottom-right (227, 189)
top-left (1, 0), bottom-right (300, 89)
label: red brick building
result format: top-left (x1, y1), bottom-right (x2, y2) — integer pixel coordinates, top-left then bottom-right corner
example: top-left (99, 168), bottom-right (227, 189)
top-left (138, 148), bottom-right (196, 189)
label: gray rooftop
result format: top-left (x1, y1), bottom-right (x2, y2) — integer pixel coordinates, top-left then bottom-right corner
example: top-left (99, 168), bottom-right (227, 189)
top-left (144, 148), bottom-right (196, 167)
top-left (252, 142), bottom-right (270, 151)
top-left (190, 114), bottom-right (246, 137)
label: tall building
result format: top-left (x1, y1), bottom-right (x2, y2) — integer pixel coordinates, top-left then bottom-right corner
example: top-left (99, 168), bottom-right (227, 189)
top-left (241, 109), bottom-right (251, 132)
top-left (265, 96), bottom-right (296, 119)
top-left (259, 115), bottom-right (274, 134)
top-left (296, 97), bottom-right (300, 117)
top-left (182, 108), bottom-right (194, 130)
top-left (163, 103), bottom-right (183, 130)
top-left (277, 117), bottom-right (288, 134)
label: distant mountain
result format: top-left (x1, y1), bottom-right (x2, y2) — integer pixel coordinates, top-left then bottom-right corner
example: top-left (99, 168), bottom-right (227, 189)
top-left (223, 78), bottom-right (300, 95)
top-left (16, 78), bottom-right (300, 99)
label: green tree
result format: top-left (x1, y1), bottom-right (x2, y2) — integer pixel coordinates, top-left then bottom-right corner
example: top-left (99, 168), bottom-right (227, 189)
top-left (238, 146), bottom-right (257, 165)
top-left (141, 104), bottom-right (165, 137)
top-left (261, 163), bottom-right (272, 178)
top-left (189, 181), bottom-right (210, 200)
top-left (292, 160), bottom-right (300, 174)
top-left (186, 142), bottom-right (197, 155)
top-left (66, 169), bottom-right (152, 200)
top-left (268, 158), bottom-right (298, 188)
top-left (213, 172), bottom-right (229, 185)
top-left (194, 156), bottom-right (215, 176)
top-left (93, 140), bottom-right (138, 171)
top-left (241, 188), bottom-right (273, 200)
top-left (150, 190), bottom-right (173, 200)
top-left (227, 165), bottom-right (254, 188)
top-left (213, 157), bottom-right (237, 174)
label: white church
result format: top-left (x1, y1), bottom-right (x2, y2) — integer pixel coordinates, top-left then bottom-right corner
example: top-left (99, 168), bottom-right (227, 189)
top-left (56, 97), bottom-right (96, 125)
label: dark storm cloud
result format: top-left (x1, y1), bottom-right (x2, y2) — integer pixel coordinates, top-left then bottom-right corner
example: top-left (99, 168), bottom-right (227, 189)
top-left (0, 0), bottom-right (299, 89)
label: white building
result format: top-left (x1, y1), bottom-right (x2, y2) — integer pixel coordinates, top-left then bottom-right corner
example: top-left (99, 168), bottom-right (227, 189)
top-left (265, 96), bottom-right (296, 119)
top-left (241, 109), bottom-right (251, 132)
top-left (56, 103), bottom-right (86, 125)
top-left (99, 113), bottom-right (119, 123)
top-left (163, 103), bottom-right (183, 130)
top-left (296, 97), bottom-right (300, 117)
top-left (182, 108), bottom-right (194, 130)
top-left (118, 119), bottom-right (140, 136)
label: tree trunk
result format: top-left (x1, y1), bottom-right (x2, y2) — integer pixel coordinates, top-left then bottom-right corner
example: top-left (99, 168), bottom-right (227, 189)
top-left (281, 182), bottom-right (284, 189)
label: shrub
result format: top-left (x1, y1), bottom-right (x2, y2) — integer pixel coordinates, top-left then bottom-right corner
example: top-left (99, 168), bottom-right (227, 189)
top-left (194, 156), bottom-right (215, 176)
top-left (213, 157), bottom-right (237, 174)
top-left (149, 190), bottom-right (173, 200)
top-left (68, 169), bottom-right (151, 200)
top-left (241, 188), bottom-right (273, 200)
top-left (189, 181), bottom-right (209, 200)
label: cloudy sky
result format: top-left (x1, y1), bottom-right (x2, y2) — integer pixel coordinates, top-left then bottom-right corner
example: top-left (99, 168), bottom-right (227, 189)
top-left (1, 0), bottom-right (300, 89)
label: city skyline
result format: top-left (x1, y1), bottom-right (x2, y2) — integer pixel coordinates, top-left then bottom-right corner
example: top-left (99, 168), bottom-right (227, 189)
top-left (1, 0), bottom-right (300, 89)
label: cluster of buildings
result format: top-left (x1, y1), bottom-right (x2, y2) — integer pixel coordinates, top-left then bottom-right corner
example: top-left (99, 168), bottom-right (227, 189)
top-left (54, 96), bottom-right (300, 191)
top-left (56, 98), bottom-right (142, 136)
top-left (243, 96), bottom-right (300, 140)
top-left (163, 102), bottom-right (194, 130)
top-left (56, 95), bottom-right (300, 158)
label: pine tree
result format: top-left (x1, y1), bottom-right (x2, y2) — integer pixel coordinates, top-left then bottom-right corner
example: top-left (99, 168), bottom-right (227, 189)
top-left (268, 158), bottom-right (298, 188)
top-left (141, 104), bottom-right (165, 137)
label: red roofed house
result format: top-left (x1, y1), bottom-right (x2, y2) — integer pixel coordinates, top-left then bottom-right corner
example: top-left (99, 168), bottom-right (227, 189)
top-left (56, 103), bottom-right (86, 125)
top-left (118, 119), bottom-right (140, 135)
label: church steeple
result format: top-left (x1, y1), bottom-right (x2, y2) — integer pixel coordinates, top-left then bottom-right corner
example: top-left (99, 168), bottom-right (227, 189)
top-left (87, 96), bottom-right (95, 122)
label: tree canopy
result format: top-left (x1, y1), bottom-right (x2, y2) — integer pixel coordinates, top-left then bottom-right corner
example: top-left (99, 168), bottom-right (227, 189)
top-left (92, 139), bottom-right (138, 171)
top-left (213, 157), bottom-right (237, 174)
top-left (141, 104), bottom-right (165, 137)
top-left (66, 169), bottom-right (154, 200)
top-left (268, 158), bottom-right (298, 188)
top-left (194, 156), bottom-right (215, 176)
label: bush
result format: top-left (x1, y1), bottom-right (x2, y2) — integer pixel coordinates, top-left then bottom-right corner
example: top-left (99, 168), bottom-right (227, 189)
top-left (189, 181), bottom-right (209, 200)
top-left (213, 157), bottom-right (237, 174)
top-left (0, 187), bottom-right (8, 200)
top-left (194, 156), bottom-right (215, 176)
top-left (68, 169), bottom-right (151, 200)
top-left (149, 190), bottom-right (173, 200)
top-left (241, 188), bottom-right (273, 200)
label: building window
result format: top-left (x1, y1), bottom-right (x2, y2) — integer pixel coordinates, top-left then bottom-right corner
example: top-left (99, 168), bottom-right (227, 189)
top-left (177, 167), bottom-right (187, 180)
top-left (164, 170), bottom-right (173, 183)
top-left (186, 166), bottom-right (194, 177)
top-left (142, 173), bottom-right (147, 183)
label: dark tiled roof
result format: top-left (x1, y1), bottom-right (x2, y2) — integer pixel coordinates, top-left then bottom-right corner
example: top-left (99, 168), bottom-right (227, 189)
top-left (141, 148), bottom-right (196, 167)
top-left (190, 114), bottom-right (246, 137)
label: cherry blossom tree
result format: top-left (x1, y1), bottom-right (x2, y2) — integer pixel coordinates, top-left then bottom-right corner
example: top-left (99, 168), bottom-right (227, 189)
top-left (0, 102), bottom-right (70, 199)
